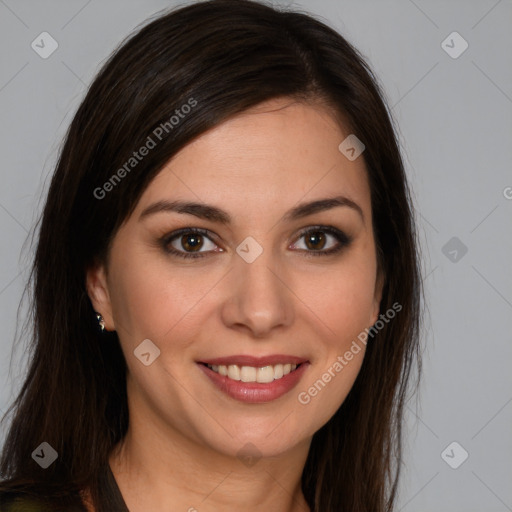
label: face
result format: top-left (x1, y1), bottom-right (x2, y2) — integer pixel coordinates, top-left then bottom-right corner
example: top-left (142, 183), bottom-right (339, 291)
top-left (87, 97), bottom-right (383, 459)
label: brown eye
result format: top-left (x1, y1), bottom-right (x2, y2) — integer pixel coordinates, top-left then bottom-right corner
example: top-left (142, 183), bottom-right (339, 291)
top-left (304, 231), bottom-right (327, 251)
top-left (291, 226), bottom-right (352, 256)
top-left (180, 233), bottom-right (204, 252)
top-left (162, 228), bottom-right (219, 259)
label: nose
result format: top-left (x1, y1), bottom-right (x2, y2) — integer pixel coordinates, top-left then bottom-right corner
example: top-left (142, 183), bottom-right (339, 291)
top-left (220, 247), bottom-right (295, 339)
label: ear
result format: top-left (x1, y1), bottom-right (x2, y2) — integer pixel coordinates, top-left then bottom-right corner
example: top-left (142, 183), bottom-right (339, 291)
top-left (85, 262), bottom-right (115, 331)
top-left (369, 267), bottom-right (385, 326)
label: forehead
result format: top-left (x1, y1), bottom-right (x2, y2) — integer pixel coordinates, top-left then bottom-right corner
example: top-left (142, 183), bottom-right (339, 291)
top-left (134, 98), bottom-right (371, 221)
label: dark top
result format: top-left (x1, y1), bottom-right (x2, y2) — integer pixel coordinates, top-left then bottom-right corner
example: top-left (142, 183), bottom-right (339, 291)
top-left (0, 463), bottom-right (129, 512)
top-left (95, 463), bottom-right (129, 511)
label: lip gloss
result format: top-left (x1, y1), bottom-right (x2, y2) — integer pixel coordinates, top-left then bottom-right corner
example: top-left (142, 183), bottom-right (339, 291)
top-left (198, 362), bottom-right (309, 403)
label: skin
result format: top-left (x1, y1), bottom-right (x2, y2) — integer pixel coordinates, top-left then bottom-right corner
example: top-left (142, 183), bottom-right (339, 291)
top-left (86, 97), bottom-right (384, 512)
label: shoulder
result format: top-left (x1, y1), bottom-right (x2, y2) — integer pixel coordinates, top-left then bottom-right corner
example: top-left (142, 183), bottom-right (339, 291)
top-left (0, 491), bottom-right (87, 512)
top-left (0, 492), bottom-right (53, 512)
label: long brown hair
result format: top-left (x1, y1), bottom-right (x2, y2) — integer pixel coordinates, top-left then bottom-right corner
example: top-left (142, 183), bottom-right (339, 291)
top-left (0, 1), bottom-right (423, 510)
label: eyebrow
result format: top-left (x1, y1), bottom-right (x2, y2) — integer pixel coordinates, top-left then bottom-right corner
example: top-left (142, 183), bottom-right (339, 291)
top-left (139, 195), bottom-right (364, 224)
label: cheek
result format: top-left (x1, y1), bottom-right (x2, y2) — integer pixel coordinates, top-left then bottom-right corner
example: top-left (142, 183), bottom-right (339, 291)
top-left (107, 248), bottom-right (216, 348)
top-left (308, 257), bottom-right (378, 341)
top-left (295, 267), bottom-right (374, 425)
top-left (309, 278), bottom-right (372, 380)
top-left (295, 252), bottom-right (376, 405)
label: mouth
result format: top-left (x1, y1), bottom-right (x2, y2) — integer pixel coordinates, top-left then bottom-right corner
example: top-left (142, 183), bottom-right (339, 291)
top-left (202, 362), bottom-right (301, 383)
top-left (196, 355), bottom-right (310, 403)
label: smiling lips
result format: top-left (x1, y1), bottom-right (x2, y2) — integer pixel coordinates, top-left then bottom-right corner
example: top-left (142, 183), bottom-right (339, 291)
top-left (207, 362), bottom-right (298, 383)
top-left (197, 354), bottom-right (309, 403)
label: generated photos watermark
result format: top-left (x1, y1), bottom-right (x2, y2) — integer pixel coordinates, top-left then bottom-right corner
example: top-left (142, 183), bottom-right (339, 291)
top-left (93, 97), bottom-right (198, 200)
top-left (297, 301), bottom-right (402, 405)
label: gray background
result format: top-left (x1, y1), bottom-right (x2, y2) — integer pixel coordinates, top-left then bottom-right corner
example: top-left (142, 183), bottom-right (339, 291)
top-left (1, 0), bottom-right (511, 510)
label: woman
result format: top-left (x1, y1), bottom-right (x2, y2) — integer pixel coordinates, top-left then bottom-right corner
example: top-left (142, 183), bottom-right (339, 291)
top-left (0, 0), bottom-right (423, 510)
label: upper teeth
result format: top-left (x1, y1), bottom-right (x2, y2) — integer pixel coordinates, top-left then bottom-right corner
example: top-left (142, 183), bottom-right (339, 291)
top-left (207, 363), bottom-right (298, 383)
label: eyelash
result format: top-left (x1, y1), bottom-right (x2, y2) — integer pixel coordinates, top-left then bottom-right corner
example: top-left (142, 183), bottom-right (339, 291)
top-left (160, 226), bottom-right (352, 260)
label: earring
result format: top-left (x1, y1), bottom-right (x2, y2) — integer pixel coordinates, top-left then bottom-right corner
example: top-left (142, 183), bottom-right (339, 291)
top-left (96, 313), bottom-right (106, 332)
